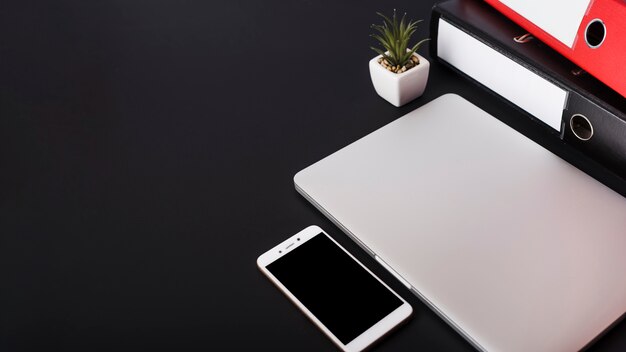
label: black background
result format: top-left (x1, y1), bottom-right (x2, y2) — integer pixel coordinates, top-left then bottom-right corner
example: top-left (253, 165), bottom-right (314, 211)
top-left (1, 0), bottom-right (624, 351)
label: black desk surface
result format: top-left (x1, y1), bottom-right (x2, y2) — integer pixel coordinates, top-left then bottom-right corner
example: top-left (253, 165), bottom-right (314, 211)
top-left (2, 0), bottom-right (625, 351)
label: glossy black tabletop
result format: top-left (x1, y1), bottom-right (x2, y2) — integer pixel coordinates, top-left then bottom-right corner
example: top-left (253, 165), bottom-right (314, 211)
top-left (2, 1), bottom-right (625, 351)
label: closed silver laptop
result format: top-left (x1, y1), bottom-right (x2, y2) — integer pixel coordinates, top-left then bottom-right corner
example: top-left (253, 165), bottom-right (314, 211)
top-left (294, 94), bottom-right (626, 351)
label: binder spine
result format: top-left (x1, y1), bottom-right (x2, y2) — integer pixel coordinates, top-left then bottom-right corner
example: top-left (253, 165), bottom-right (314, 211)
top-left (434, 17), bottom-right (566, 132)
top-left (563, 93), bottom-right (626, 174)
top-left (484, 0), bottom-right (626, 99)
top-left (430, 0), bottom-right (626, 177)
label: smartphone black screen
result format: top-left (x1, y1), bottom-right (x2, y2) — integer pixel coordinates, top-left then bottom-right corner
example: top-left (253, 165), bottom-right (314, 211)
top-left (266, 233), bottom-right (403, 344)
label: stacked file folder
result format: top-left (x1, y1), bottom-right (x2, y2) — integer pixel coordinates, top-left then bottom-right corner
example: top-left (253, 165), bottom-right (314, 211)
top-left (430, 0), bottom-right (626, 178)
top-left (485, 0), bottom-right (626, 99)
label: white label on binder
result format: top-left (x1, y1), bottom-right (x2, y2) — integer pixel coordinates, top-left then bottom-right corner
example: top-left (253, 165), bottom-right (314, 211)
top-left (437, 18), bottom-right (567, 131)
top-left (498, 0), bottom-right (590, 48)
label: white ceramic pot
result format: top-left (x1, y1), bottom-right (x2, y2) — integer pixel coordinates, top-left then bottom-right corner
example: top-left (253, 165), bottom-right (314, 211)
top-left (369, 53), bottom-right (430, 107)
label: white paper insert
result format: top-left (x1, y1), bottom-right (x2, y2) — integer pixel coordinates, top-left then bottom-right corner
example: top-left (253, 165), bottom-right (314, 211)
top-left (437, 18), bottom-right (567, 131)
top-left (498, 0), bottom-right (590, 48)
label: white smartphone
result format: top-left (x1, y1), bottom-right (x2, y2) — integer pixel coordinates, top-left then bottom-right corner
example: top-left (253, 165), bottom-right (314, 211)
top-left (257, 225), bottom-right (412, 351)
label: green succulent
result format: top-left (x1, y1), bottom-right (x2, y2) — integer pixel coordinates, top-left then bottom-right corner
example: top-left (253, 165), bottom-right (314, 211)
top-left (370, 10), bottom-right (429, 70)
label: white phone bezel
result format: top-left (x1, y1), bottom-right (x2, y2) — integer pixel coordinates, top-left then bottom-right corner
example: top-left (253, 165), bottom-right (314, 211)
top-left (257, 225), bottom-right (413, 352)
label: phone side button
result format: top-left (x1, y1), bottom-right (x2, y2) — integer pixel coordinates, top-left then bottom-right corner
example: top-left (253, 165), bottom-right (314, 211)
top-left (374, 255), bottom-right (412, 290)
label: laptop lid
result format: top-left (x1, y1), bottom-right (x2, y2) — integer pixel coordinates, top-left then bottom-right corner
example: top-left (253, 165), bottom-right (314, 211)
top-left (294, 94), bottom-right (626, 351)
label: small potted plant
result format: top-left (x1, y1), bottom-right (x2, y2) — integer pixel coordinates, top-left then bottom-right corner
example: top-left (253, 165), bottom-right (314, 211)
top-left (369, 11), bottom-right (430, 107)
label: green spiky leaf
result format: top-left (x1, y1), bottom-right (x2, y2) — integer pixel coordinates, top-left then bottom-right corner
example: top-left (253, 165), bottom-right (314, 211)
top-left (370, 11), bottom-right (429, 70)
